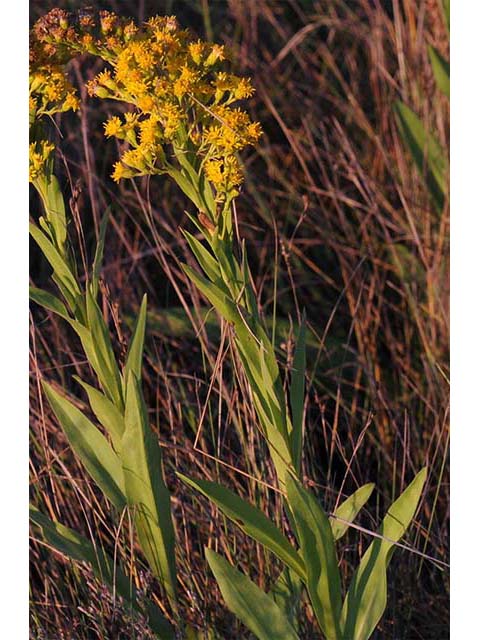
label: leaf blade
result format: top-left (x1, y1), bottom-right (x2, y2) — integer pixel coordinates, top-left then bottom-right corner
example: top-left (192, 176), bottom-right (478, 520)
top-left (286, 475), bottom-right (343, 640)
top-left (42, 382), bottom-right (126, 510)
top-left (205, 549), bottom-right (300, 640)
top-left (178, 473), bottom-right (306, 580)
top-left (341, 468), bottom-right (427, 640)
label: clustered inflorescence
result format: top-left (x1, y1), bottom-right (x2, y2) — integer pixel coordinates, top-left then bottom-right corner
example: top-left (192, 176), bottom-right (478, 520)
top-left (29, 8), bottom-right (262, 206)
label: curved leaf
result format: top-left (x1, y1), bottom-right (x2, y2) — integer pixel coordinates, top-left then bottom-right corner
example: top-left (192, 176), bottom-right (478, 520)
top-left (121, 372), bottom-right (177, 606)
top-left (330, 483), bottom-right (375, 541)
top-left (341, 468), bottom-right (427, 640)
top-left (286, 475), bottom-right (343, 640)
top-left (178, 473), bottom-right (305, 580)
top-left (205, 549), bottom-right (300, 640)
top-left (43, 382), bottom-right (125, 510)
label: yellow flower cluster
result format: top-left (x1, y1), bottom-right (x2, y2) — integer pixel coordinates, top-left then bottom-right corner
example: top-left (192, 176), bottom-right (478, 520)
top-left (29, 12), bottom-right (80, 182)
top-left (31, 8), bottom-right (262, 204)
top-left (29, 139), bottom-right (55, 182)
top-left (29, 64), bottom-right (79, 120)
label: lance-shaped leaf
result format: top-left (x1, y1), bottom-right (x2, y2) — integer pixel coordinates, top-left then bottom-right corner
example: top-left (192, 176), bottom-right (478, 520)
top-left (286, 475), bottom-right (343, 640)
top-left (182, 229), bottom-right (221, 282)
top-left (428, 46), bottom-right (450, 98)
top-left (123, 294), bottom-right (148, 388)
top-left (34, 172), bottom-right (67, 254)
top-left (181, 263), bottom-right (239, 324)
top-left (178, 473), bottom-right (306, 580)
top-left (205, 549), bottom-right (300, 640)
top-left (290, 316), bottom-right (306, 474)
top-left (85, 288), bottom-right (124, 409)
top-left (91, 208), bottom-right (110, 299)
top-left (29, 222), bottom-right (81, 310)
top-left (394, 101), bottom-right (447, 213)
top-left (43, 382), bottom-right (126, 510)
top-left (330, 483), bottom-right (375, 541)
top-left (121, 372), bottom-right (177, 606)
top-left (341, 468), bottom-right (427, 640)
top-left (30, 286), bottom-right (70, 321)
top-left (270, 568), bottom-right (303, 632)
top-left (30, 506), bottom-right (174, 639)
top-left (74, 377), bottom-right (124, 452)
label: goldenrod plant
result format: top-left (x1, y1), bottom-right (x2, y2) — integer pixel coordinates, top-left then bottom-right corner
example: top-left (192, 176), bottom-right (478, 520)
top-left (30, 8), bottom-right (431, 639)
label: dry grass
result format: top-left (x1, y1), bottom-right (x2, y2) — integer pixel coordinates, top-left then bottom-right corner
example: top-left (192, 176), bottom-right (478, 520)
top-left (30, 1), bottom-right (449, 638)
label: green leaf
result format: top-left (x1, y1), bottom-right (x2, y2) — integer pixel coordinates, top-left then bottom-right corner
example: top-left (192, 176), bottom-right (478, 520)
top-left (181, 263), bottom-right (239, 324)
top-left (286, 475), bottom-right (343, 640)
top-left (30, 506), bottom-right (174, 639)
top-left (178, 473), bottom-right (306, 580)
top-left (205, 549), bottom-right (300, 640)
top-left (198, 170), bottom-right (217, 218)
top-left (29, 286), bottom-right (70, 321)
top-left (123, 294), bottom-right (148, 388)
top-left (91, 208), bottom-right (110, 298)
top-left (442, 0), bottom-right (449, 30)
top-left (270, 568), bottom-right (303, 632)
top-left (33, 173), bottom-right (67, 254)
top-left (330, 483), bottom-right (375, 541)
top-left (85, 288), bottom-right (123, 409)
top-left (42, 382), bottom-right (126, 510)
top-left (182, 229), bottom-right (221, 282)
top-left (167, 166), bottom-right (203, 210)
top-left (428, 45), bottom-right (449, 98)
top-left (341, 468), bottom-right (427, 640)
top-left (290, 316), bottom-right (306, 474)
top-left (74, 377), bottom-right (124, 452)
top-left (121, 372), bottom-right (177, 606)
top-left (394, 101), bottom-right (447, 212)
top-left (29, 222), bottom-right (81, 308)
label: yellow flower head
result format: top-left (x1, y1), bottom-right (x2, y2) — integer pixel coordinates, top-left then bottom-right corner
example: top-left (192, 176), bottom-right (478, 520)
top-left (31, 9), bottom-right (263, 198)
top-left (104, 116), bottom-right (123, 138)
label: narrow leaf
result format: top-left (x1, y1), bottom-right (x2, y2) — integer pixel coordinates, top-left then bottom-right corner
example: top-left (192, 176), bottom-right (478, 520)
top-left (270, 568), bottom-right (303, 632)
top-left (182, 229), bottom-right (221, 282)
top-left (74, 377), bottom-right (124, 451)
top-left (178, 473), bottom-right (306, 580)
top-left (341, 468), bottom-right (427, 640)
top-left (91, 208), bottom-right (110, 298)
top-left (394, 101), bottom-right (447, 212)
top-left (85, 288), bottom-right (123, 408)
top-left (428, 45), bottom-right (450, 98)
top-left (290, 316), bottom-right (306, 474)
top-left (30, 222), bottom-right (81, 305)
top-left (286, 475), bottom-right (343, 640)
top-left (205, 549), bottom-right (300, 640)
top-left (124, 294), bottom-right (148, 387)
top-left (121, 372), bottom-right (177, 605)
top-left (29, 286), bottom-right (70, 321)
top-left (42, 382), bottom-right (126, 510)
top-left (181, 263), bottom-right (239, 324)
top-left (330, 483), bottom-right (375, 541)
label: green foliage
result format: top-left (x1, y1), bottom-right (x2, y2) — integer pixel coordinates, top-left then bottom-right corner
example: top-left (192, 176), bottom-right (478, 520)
top-left (29, 506), bottom-right (175, 639)
top-left (340, 468), bottom-right (427, 640)
top-left (428, 46), bottom-right (450, 98)
top-left (205, 549), bottom-right (300, 640)
top-left (330, 483), bottom-right (375, 541)
top-left (42, 381), bottom-right (126, 510)
top-left (178, 473), bottom-right (306, 580)
top-left (286, 475), bottom-right (343, 640)
top-left (394, 101), bottom-right (447, 213)
top-left (122, 371), bottom-right (177, 605)
top-left (290, 316), bottom-right (307, 474)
